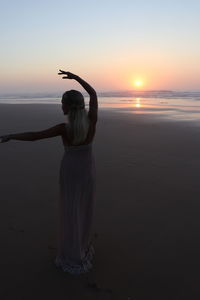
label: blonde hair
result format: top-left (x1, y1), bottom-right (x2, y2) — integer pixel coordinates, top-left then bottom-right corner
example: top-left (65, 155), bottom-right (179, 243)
top-left (62, 90), bottom-right (90, 145)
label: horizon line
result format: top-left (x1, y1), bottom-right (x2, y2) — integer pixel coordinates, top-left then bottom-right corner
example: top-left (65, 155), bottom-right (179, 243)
top-left (1, 88), bottom-right (200, 96)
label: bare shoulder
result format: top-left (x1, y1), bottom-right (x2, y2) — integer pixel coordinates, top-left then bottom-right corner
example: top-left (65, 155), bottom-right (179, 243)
top-left (58, 123), bottom-right (67, 134)
top-left (58, 122), bottom-right (67, 128)
top-left (51, 122), bottom-right (65, 130)
top-left (48, 123), bottom-right (67, 136)
top-left (32, 123), bottom-right (66, 140)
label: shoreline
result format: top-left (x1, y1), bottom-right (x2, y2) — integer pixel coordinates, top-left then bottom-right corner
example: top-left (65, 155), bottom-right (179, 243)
top-left (1, 101), bottom-right (200, 125)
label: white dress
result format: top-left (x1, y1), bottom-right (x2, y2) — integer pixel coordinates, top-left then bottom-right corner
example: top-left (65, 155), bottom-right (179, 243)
top-left (54, 126), bottom-right (96, 275)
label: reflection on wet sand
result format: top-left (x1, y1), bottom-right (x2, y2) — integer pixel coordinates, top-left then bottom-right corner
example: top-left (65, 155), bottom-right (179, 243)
top-left (100, 97), bottom-right (200, 123)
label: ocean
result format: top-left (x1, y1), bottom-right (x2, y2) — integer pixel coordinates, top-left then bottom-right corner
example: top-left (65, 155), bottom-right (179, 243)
top-left (1, 90), bottom-right (200, 122)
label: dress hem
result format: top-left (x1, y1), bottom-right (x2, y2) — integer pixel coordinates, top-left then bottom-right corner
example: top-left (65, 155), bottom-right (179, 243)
top-left (54, 244), bottom-right (95, 275)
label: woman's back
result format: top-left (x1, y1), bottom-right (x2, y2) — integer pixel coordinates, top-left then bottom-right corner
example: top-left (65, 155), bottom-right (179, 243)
top-left (64, 114), bottom-right (97, 147)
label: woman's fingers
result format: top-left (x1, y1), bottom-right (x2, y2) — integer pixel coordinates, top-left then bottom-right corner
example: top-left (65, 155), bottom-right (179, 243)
top-left (58, 69), bottom-right (67, 74)
top-left (58, 70), bottom-right (74, 79)
top-left (0, 136), bottom-right (10, 143)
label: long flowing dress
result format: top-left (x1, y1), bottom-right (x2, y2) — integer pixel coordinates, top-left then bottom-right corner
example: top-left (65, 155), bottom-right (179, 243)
top-left (54, 129), bottom-right (96, 275)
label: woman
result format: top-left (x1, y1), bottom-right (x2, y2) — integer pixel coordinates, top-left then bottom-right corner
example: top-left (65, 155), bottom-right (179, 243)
top-left (0, 70), bottom-right (98, 275)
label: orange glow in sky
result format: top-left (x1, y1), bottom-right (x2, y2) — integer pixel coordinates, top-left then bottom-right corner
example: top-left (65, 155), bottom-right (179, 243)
top-left (0, 1), bottom-right (199, 94)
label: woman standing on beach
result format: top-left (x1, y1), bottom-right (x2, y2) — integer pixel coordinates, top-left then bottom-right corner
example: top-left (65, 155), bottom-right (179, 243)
top-left (0, 70), bottom-right (98, 275)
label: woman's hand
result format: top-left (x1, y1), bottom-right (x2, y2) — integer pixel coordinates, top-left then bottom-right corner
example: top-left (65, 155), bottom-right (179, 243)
top-left (0, 135), bottom-right (11, 143)
top-left (58, 70), bottom-right (78, 80)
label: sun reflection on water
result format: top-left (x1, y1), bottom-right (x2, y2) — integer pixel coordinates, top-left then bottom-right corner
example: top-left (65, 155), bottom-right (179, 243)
top-left (135, 97), bottom-right (141, 108)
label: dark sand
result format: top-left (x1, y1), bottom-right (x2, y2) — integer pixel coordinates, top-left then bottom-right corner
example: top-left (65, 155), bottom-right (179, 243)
top-left (0, 104), bottom-right (200, 300)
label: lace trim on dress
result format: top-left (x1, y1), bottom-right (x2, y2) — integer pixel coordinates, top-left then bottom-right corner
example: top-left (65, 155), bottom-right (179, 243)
top-left (54, 244), bottom-right (95, 275)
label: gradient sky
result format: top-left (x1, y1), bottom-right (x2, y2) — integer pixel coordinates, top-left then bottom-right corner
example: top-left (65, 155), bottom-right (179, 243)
top-left (1, 0), bottom-right (200, 93)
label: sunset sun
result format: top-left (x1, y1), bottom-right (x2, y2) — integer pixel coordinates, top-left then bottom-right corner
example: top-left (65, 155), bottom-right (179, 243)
top-left (133, 79), bottom-right (144, 88)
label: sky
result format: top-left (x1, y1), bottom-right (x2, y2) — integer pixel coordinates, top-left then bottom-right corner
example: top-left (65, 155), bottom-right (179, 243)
top-left (0, 0), bottom-right (200, 93)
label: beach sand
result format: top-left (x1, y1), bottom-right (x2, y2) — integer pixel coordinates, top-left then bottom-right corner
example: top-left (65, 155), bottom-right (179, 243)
top-left (0, 103), bottom-right (200, 299)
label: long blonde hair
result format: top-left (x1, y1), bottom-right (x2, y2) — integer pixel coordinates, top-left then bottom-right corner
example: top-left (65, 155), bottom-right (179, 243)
top-left (62, 90), bottom-right (90, 145)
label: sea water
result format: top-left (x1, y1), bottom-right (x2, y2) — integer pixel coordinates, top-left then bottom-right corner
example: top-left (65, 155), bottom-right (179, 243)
top-left (1, 90), bottom-right (200, 122)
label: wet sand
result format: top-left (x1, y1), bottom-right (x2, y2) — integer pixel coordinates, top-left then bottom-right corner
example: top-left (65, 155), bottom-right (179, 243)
top-left (0, 103), bottom-right (200, 299)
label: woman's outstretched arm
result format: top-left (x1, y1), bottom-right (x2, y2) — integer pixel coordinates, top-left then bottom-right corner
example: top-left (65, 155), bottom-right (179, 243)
top-left (58, 70), bottom-right (98, 124)
top-left (0, 123), bottom-right (64, 143)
